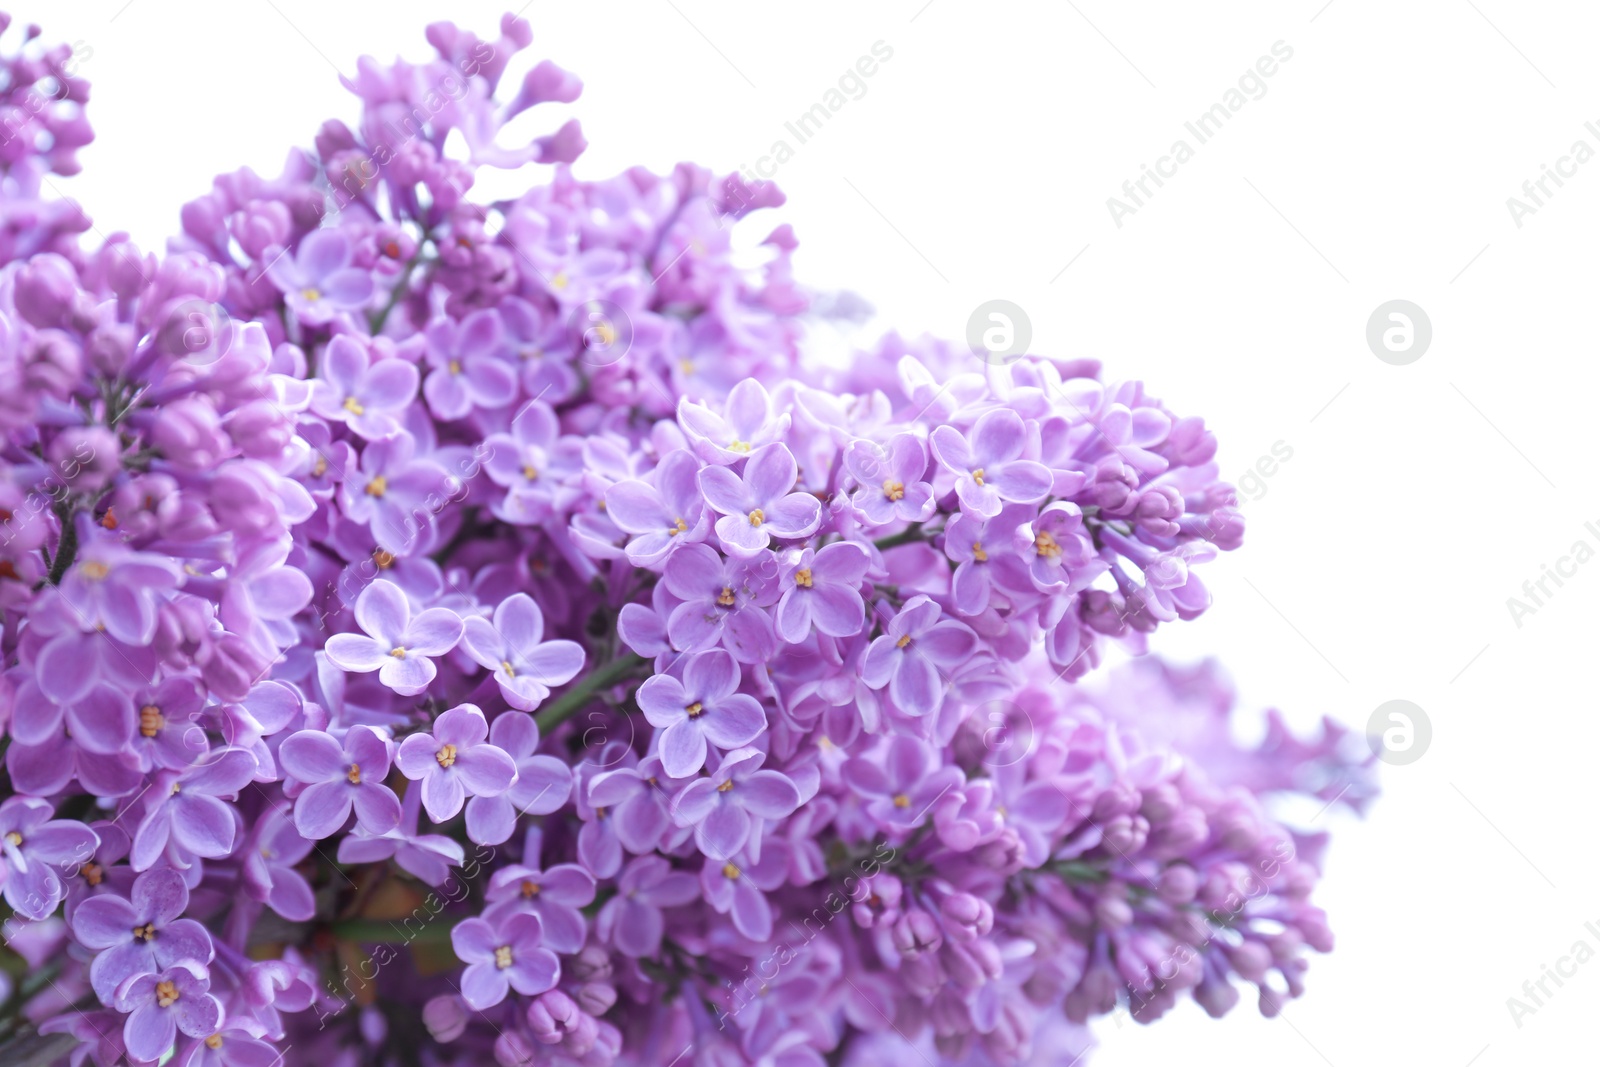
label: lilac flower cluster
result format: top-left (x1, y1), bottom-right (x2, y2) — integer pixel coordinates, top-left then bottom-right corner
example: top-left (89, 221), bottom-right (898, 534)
top-left (0, 13), bottom-right (1371, 1067)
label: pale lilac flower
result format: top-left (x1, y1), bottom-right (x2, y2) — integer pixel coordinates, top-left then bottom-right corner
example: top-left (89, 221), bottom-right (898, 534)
top-left (670, 747), bottom-right (800, 860)
top-left (604, 450), bottom-right (711, 566)
top-left (460, 592), bottom-right (585, 711)
top-left (842, 736), bottom-right (964, 829)
top-left (662, 542), bottom-right (777, 662)
top-left (267, 228), bottom-right (375, 324)
top-left (595, 855), bottom-right (699, 958)
top-left (699, 842), bottom-right (788, 941)
top-left (845, 433), bottom-right (936, 526)
top-left (698, 443), bottom-right (821, 557)
top-left (860, 595), bottom-right (979, 716)
top-left (423, 309), bottom-right (518, 419)
top-left (0, 797), bottom-right (100, 920)
top-left (930, 409), bottom-right (1054, 518)
top-left (240, 805), bottom-right (315, 922)
top-left (943, 506), bottom-right (1036, 615)
top-left (114, 960), bottom-right (222, 1062)
top-left (678, 379), bottom-right (790, 464)
top-left (325, 579), bottom-right (464, 696)
top-left (774, 541), bottom-right (870, 642)
top-left (336, 431), bottom-right (452, 553)
top-left (56, 536), bottom-right (183, 647)
top-left (1015, 501), bottom-right (1101, 592)
top-left (637, 649), bottom-right (765, 778)
top-left (484, 860), bottom-right (595, 952)
top-left (450, 912), bottom-right (559, 1009)
top-left (309, 335), bottom-right (419, 439)
top-left (483, 401), bottom-right (580, 524)
top-left (395, 704), bottom-right (517, 823)
top-left (465, 712), bottom-right (572, 846)
top-left (278, 725), bottom-right (402, 839)
top-left (72, 867), bottom-right (213, 1002)
top-left (130, 748), bottom-right (257, 871)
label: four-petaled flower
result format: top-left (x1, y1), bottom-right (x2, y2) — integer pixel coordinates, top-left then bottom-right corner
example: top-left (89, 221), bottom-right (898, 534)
top-left (113, 960), bottom-right (222, 1063)
top-left (670, 747), bottom-right (800, 860)
top-left (71, 867), bottom-right (214, 1002)
top-left (450, 911), bottom-right (559, 1010)
top-left (637, 649), bottom-right (766, 778)
top-left (423, 309), bottom-right (518, 420)
top-left (860, 595), bottom-right (979, 717)
top-left (930, 409), bottom-right (1054, 518)
top-left (267, 228), bottom-right (375, 325)
top-left (774, 541), bottom-right (870, 643)
top-left (278, 725), bottom-right (403, 839)
top-left (395, 704), bottom-right (517, 823)
top-left (325, 579), bottom-right (465, 696)
top-left (460, 592), bottom-right (585, 711)
top-left (310, 335), bottom-right (419, 439)
top-left (845, 433), bottom-right (936, 526)
top-left (697, 443), bottom-right (821, 557)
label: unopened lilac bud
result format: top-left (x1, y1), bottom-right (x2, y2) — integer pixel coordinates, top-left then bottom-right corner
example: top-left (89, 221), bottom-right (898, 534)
top-left (1140, 783), bottom-right (1181, 822)
top-left (943, 938), bottom-right (1002, 989)
top-left (526, 990), bottom-right (579, 1045)
top-left (225, 399), bottom-right (293, 459)
top-left (938, 892), bottom-right (992, 943)
top-left (359, 1005), bottom-right (387, 1046)
top-left (422, 994), bottom-right (468, 1042)
top-left (568, 943), bottom-right (612, 982)
top-left (1227, 940), bottom-right (1274, 983)
top-left (48, 426), bottom-right (119, 493)
top-left (1194, 975), bottom-right (1241, 1018)
top-left (24, 332), bottom-right (81, 399)
top-left (575, 981), bottom-right (615, 1016)
top-left (1092, 783), bottom-right (1140, 822)
top-left (14, 253), bottom-right (78, 328)
top-left (493, 1029), bottom-right (538, 1067)
top-left (1093, 893), bottom-right (1133, 931)
top-left (1157, 863), bottom-right (1198, 904)
top-left (1101, 813), bottom-right (1149, 853)
top-left (851, 873), bottom-right (902, 929)
top-left (150, 396), bottom-right (228, 471)
top-left (233, 199), bottom-right (291, 261)
top-left (103, 240), bottom-right (153, 300)
top-left (891, 908), bottom-right (943, 957)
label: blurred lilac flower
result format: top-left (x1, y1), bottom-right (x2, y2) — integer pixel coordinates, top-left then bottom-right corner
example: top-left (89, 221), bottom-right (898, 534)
top-left (267, 228), bottom-right (375, 324)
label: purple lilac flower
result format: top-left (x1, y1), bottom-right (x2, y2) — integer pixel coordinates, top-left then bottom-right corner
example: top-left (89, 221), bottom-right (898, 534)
top-left (267, 228), bottom-right (375, 324)
top-left (465, 712), bottom-right (572, 846)
top-left (309, 335), bottom-right (419, 439)
top-left (72, 867), bottom-right (214, 1002)
top-left (774, 541), bottom-right (870, 642)
top-left (859, 595), bottom-right (979, 716)
top-left (423, 309), bottom-right (518, 419)
top-left (661, 542), bottom-right (777, 662)
top-left (113, 960), bottom-right (222, 1062)
top-left (0, 796), bottom-right (100, 920)
top-left (670, 747), bottom-right (800, 860)
top-left (459, 592), bottom-right (585, 711)
top-left (484, 859), bottom-right (596, 952)
top-left (336, 432), bottom-right (452, 553)
top-left (324, 578), bottom-right (464, 696)
top-left (636, 649), bottom-right (765, 778)
top-left (678, 379), bottom-right (790, 464)
top-left (395, 704), bottom-right (517, 823)
top-left (604, 449), bottom-right (711, 566)
top-left (240, 805), bottom-right (316, 921)
top-left (130, 748), bottom-right (257, 871)
top-left (594, 855), bottom-right (699, 958)
top-left (697, 443), bottom-right (821, 557)
top-left (482, 400), bottom-right (580, 524)
top-left (278, 725), bottom-right (402, 839)
top-left (842, 736), bottom-right (965, 830)
top-left (844, 433), bottom-right (936, 526)
top-left (450, 911), bottom-right (560, 1009)
top-left (930, 409), bottom-right (1054, 518)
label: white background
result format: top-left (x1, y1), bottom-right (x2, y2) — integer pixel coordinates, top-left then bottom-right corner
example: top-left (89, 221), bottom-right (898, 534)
top-left (19, 2), bottom-right (1600, 1064)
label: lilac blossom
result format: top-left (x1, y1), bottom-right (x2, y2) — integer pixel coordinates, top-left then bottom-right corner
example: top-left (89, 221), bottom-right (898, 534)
top-left (423, 309), bottom-right (518, 420)
top-left (309, 335), bottom-right (419, 439)
top-left (670, 747), bottom-right (800, 860)
top-left (845, 433), bottom-right (936, 526)
top-left (636, 649), bottom-right (765, 778)
top-left (860, 595), bottom-right (979, 716)
top-left (697, 443), bottom-right (821, 557)
top-left (278, 725), bottom-right (402, 838)
top-left (130, 748), bottom-right (257, 871)
top-left (465, 712), bottom-right (573, 845)
top-left (0, 796), bottom-right (100, 920)
top-left (324, 578), bottom-right (465, 696)
top-left (113, 960), bottom-right (222, 1062)
top-left (595, 855), bottom-right (699, 957)
top-left (459, 592), bottom-right (585, 711)
top-left (450, 912), bottom-right (560, 1009)
top-left (267, 228), bottom-right (375, 324)
top-left (930, 409), bottom-right (1054, 518)
top-left (72, 867), bottom-right (214, 1001)
top-left (604, 449), bottom-right (711, 566)
top-left (774, 541), bottom-right (870, 642)
top-left (395, 704), bottom-right (517, 823)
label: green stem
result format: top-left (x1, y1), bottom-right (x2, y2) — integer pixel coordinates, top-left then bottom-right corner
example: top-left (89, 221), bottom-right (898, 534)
top-left (45, 507), bottom-right (77, 586)
top-left (369, 248), bottom-right (433, 335)
top-left (536, 652), bottom-right (649, 733)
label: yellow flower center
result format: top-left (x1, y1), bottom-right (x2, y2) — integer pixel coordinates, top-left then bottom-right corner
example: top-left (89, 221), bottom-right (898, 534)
top-left (448, 359), bottom-right (462, 374)
top-left (794, 568), bottom-right (813, 588)
top-left (895, 634), bottom-right (912, 650)
top-left (728, 440), bottom-right (752, 454)
top-left (717, 779), bottom-right (735, 793)
top-left (388, 647), bottom-right (406, 659)
top-left (343, 396), bottom-right (366, 416)
top-left (972, 541), bottom-right (988, 562)
top-left (347, 764), bottom-right (362, 785)
top-left (716, 586), bottom-right (737, 607)
top-left (206, 1035), bottom-right (225, 1050)
top-left (133, 922), bottom-right (156, 941)
top-left (747, 508), bottom-right (765, 527)
top-left (722, 863), bottom-right (741, 880)
top-left (494, 945), bottom-right (514, 969)
top-left (80, 561), bottom-right (110, 580)
top-left (156, 980), bottom-right (181, 1008)
top-left (685, 702), bottom-right (705, 718)
top-left (668, 517), bottom-right (688, 537)
top-left (365, 475), bottom-right (387, 497)
top-left (139, 705), bottom-right (164, 738)
top-left (521, 880), bottom-right (540, 898)
top-left (522, 465), bottom-right (539, 481)
top-left (551, 271), bottom-right (569, 290)
top-left (301, 287), bottom-right (321, 303)
top-left (501, 659), bottom-right (516, 678)
top-left (80, 861), bottom-right (104, 886)
top-left (373, 549), bottom-right (396, 569)
top-left (3, 831), bottom-right (20, 847)
top-left (882, 479), bottom-right (905, 501)
top-left (971, 468), bottom-right (986, 486)
top-left (1034, 531), bottom-right (1061, 559)
top-left (435, 744), bottom-right (457, 769)
top-left (313, 455), bottom-right (328, 477)
top-left (893, 794), bottom-right (911, 808)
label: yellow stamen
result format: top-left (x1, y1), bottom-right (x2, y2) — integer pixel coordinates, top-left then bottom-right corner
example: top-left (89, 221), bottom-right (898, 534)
top-left (716, 586), bottom-right (736, 607)
top-left (1034, 532), bottom-right (1061, 559)
top-left (347, 764), bottom-right (362, 785)
top-left (722, 863), bottom-right (741, 880)
top-left (373, 549), bottom-right (395, 569)
top-left (893, 794), bottom-right (911, 808)
top-left (522, 465), bottom-right (539, 481)
top-left (685, 702), bottom-right (705, 718)
top-left (551, 271), bottom-right (569, 290)
top-left (895, 634), bottom-right (912, 649)
top-left (206, 1035), bottom-right (224, 1050)
top-left (156, 980), bottom-right (180, 1008)
top-left (494, 945), bottom-right (514, 969)
top-left (882, 479), bottom-right (905, 501)
top-left (79, 561), bottom-right (110, 580)
top-left (80, 861), bottom-right (104, 887)
top-left (747, 508), bottom-right (765, 527)
top-left (502, 660), bottom-right (516, 678)
top-left (3, 831), bottom-right (20, 847)
top-left (388, 647), bottom-right (406, 659)
top-left (794, 568), bottom-right (813, 588)
top-left (717, 779), bottom-right (735, 793)
top-left (668, 517), bottom-right (688, 537)
top-left (728, 440), bottom-right (751, 454)
top-left (972, 542), bottom-right (988, 562)
top-left (521, 880), bottom-right (540, 898)
top-left (365, 475), bottom-right (387, 497)
top-left (312, 455), bottom-right (328, 477)
top-left (971, 468), bottom-right (986, 486)
top-left (133, 922), bottom-right (156, 941)
top-left (435, 744), bottom-right (457, 769)
top-left (139, 705), bottom-right (164, 738)
top-left (448, 359), bottom-right (462, 374)
top-left (301, 287), bottom-right (321, 303)
top-left (343, 396), bottom-right (366, 416)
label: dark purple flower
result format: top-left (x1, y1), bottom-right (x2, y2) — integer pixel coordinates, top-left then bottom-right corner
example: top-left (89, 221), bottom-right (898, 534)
top-left (637, 649), bottom-right (765, 778)
top-left (72, 867), bottom-right (214, 1002)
